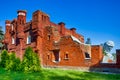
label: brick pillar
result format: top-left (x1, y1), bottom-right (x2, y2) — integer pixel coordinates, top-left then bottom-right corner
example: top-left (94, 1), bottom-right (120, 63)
top-left (4, 20), bottom-right (11, 50)
top-left (37, 36), bottom-right (43, 66)
top-left (58, 22), bottom-right (65, 36)
top-left (116, 49), bottom-right (120, 65)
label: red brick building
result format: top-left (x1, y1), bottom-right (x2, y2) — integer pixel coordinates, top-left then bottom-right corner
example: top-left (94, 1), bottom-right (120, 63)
top-left (4, 10), bottom-right (120, 70)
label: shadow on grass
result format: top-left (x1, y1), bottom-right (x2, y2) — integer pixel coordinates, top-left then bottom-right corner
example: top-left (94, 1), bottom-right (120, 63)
top-left (13, 70), bottom-right (46, 80)
top-left (0, 68), bottom-right (120, 80)
top-left (49, 76), bottom-right (84, 80)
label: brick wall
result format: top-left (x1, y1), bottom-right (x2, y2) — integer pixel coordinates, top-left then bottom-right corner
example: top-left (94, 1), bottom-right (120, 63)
top-left (91, 45), bottom-right (103, 67)
top-left (3, 10), bottom-right (120, 69)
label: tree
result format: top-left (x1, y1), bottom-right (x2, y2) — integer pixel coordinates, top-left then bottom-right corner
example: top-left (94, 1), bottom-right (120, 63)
top-left (112, 53), bottom-right (116, 61)
top-left (0, 26), bottom-right (4, 52)
top-left (0, 26), bottom-right (4, 37)
top-left (0, 50), bottom-right (9, 67)
top-left (103, 50), bottom-right (107, 55)
top-left (85, 38), bottom-right (91, 45)
top-left (22, 47), bottom-right (41, 72)
top-left (0, 47), bottom-right (41, 72)
top-left (5, 53), bottom-right (21, 71)
top-left (5, 53), bottom-right (16, 71)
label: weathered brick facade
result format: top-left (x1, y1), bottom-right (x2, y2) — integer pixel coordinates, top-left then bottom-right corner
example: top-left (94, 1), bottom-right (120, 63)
top-left (4, 10), bottom-right (120, 69)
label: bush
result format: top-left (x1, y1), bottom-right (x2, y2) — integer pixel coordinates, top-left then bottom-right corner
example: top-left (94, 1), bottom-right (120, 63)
top-left (5, 53), bottom-right (21, 71)
top-left (0, 47), bottom-right (41, 72)
top-left (0, 50), bottom-right (9, 67)
top-left (5, 53), bottom-right (15, 71)
top-left (22, 47), bottom-right (41, 72)
top-left (14, 58), bottom-right (21, 71)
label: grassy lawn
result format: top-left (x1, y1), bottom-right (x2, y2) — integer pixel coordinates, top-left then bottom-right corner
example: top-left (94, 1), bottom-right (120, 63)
top-left (0, 68), bottom-right (120, 80)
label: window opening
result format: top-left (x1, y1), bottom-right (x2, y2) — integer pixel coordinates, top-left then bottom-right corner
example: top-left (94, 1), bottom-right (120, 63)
top-left (48, 35), bottom-right (50, 40)
top-left (85, 52), bottom-right (90, 59)
top-left (47, 55), bottom-right (50, 60)
top-left (12, 37), bottom-right (15, 44)
top-left (27, 35), bottom-right (31, 44)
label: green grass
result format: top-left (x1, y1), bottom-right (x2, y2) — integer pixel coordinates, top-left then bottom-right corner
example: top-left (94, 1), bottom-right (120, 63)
top-left (0, 68), bottom-right (120, 80)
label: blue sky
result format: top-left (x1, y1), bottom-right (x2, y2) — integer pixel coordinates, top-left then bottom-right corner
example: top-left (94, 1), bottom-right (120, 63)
top-left (0, 0), bottom-right (120, 53)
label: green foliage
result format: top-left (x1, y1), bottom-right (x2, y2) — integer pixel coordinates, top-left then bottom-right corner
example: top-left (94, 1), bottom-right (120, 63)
top-left (0, 68), bottom-right (120, 80)
top-left (0, 26), bottom-right (4, 37)
top-left (112, 53), bottom-right (116, 61)
top-left (85, 38), bottom-right (91, 45)
top-left (0, 47), bottom-right (40, 72)
top-left (22, 47), bottom-right (41, 72)
top-left (0, 50), bottom-right (9, 67)
top-left (15, 58), bottom-right (21, 71)
top-left (103, 50), bottom-right (107, 55)
top-left (5, 53), bottom-right (21, 71)
top-left (5, 53), bottom-right (15, 71)
top-left (0, 50), bottom-right (21, 71)
top-left (0, 26), bottom-right (4, 50)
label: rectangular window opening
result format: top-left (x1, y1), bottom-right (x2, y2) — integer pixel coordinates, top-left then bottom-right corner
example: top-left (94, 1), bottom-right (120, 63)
top-left (16, 38), bottom-right (20, 45)
top-left (85, 52), bottom-right (91, 59)
top-left (11, 24), bottom-right (14, 31)
top-left (47, 35), bottom-right (50, 40)
top-left (12, 37), bottom-right (15, 44)
top-left (27, 35), bottom-right (31, 44)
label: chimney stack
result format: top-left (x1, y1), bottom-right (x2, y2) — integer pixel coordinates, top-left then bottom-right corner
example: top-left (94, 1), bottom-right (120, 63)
top-left (17, 10), bottom-right (27, 24)
top-left (70, 28), bottom-right (76, 34)
top-left (5, 20), bottom-right (11, 32)
top-left (58, 22), bottom-right (65, 35)
top-left (5, 20), bottom-right (11, 26)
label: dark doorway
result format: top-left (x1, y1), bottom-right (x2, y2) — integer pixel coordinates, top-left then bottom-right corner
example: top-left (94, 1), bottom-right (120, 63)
top-left (53, 50), bottom-right (60, 62)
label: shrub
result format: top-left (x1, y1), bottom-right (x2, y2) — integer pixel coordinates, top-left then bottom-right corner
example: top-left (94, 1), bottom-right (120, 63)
top-left (0, 47), bottom-right (40, 72)
top-left (0, 50), bottom-right (9, 67)
top-left (14, 58), bottom-right (21, 71)
top-left (22, 47), bottom-right (41, 72)
top-left (5, 53), bottom-right (21, 71)
top-left (5, 53), bottom-right (15, 71)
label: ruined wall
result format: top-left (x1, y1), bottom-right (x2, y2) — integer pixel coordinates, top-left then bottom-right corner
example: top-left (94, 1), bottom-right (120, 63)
top-left (43, 36), bottom-right (86, 67)
top-left (4, 10), bottom-right (120, 69)
top-left (91, 45), bottom-right (103, 67)
top-left (42, 35), bottom-right (96, 67)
